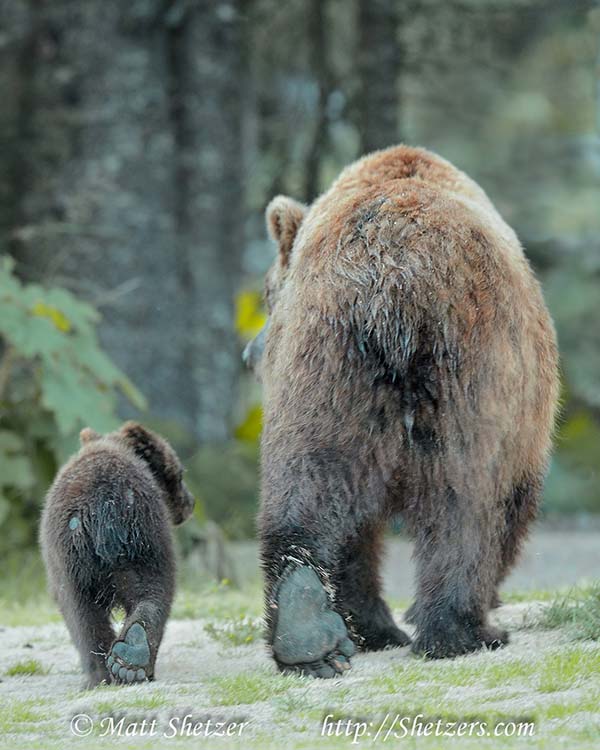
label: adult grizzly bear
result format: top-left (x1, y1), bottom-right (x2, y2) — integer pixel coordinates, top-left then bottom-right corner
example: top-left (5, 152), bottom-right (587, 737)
top-left (247, 146), bottom-right (558, 677)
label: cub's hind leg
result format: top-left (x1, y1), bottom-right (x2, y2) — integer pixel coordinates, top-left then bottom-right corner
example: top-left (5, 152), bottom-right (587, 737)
top-left (58, 584), bottom-right (114, 689)
top-left (107, 564), bottom-right (174, 684)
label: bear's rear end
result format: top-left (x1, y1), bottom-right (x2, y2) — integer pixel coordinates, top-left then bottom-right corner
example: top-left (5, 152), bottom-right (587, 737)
top-left (256, 145), bottom-right (558, 671)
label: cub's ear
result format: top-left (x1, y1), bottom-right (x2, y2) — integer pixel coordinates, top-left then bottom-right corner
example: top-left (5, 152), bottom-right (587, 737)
top-left (119, 422), bottom-right (158, 453)
top-left (79, 427), bottom-right (101, 445)
top-left (265, 195), bottom-right (306, 267)
top-left (119, 420), bottom-right (169, 472)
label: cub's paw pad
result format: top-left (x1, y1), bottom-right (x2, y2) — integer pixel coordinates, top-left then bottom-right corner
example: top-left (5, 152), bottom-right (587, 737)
top-left (272, 566), bottom-right (355, 678)
top-left (106, 623), bottom-right (151, 684)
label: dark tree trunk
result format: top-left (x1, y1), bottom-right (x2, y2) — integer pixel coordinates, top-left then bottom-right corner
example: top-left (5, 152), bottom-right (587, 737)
top-left (303, 0), bottom-right (330, 202)
top-left (169, 1), bottom-right (245, 441)
top-left (0, 1), bottom-right (33, 248)
top-left (9, 1), bottom-right (246, 442)
top-left (11, 1), bottom-right (196, 430)
top-left (357, 0), bottom-right (402, 153)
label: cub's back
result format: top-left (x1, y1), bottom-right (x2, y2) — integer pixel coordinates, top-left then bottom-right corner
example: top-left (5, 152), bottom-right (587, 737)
top-left (41, 443), bottom-right (171, 595)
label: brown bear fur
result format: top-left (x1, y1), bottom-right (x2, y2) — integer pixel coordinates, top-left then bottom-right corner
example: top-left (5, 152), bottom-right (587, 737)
top-left (40, 422), bottom-right (195, 688)
top-left (253, 145), bottom-right (559, 670)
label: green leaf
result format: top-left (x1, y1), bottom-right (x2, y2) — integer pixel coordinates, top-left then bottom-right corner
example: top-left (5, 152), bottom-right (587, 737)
top-left (39, 356), bottom-right (120, 435)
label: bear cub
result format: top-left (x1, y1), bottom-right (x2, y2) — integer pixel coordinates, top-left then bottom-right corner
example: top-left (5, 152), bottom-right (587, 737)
top-left (40, 422), bottom-right (195, 688)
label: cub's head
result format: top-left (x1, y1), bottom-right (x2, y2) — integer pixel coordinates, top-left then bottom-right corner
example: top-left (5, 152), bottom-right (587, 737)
top-left (81, 422), bottom-right (195, 525)
top-left (242, 195), bottom-right (306, 376)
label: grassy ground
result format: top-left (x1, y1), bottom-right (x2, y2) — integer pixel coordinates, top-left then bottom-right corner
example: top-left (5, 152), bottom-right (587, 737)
top-left (0, 555), bottom-right (598, 749)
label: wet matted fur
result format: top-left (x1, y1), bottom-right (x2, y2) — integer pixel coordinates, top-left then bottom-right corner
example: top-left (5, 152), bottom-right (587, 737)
top-left (40, 422), bottom-right (195, 687)
top-left (248, 145), bottom-right (559, 672)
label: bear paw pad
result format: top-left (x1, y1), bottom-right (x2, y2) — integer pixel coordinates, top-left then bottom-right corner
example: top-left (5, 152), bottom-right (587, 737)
top-left (271, 566), bottom-right (355, 678)
top-left (106, 622), bottom-right (151, 684)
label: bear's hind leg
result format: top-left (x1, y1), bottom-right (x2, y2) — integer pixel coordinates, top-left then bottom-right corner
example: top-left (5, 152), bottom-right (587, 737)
top-left (411, 492), bottom-right (508, 659)
top-left (59, 585), bottom-right (114, 689)
top-left (107, 568), bottom-right (173, 684)
top-left (338, 525), bottom-right (410, 650)
top-left (269, 563), bottom-right (356, 677)
top-left (494, 474), bottom-right (543, 603)
top-left (260, 482), bottom-right (366, 677)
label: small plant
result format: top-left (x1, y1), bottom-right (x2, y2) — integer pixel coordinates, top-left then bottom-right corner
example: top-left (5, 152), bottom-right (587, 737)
top-left (5, 659), bottom-right (49, 677)
top-left (536, 584), bottom-right (600, 641)
top-left (204, 615), bottom-right (264, 646)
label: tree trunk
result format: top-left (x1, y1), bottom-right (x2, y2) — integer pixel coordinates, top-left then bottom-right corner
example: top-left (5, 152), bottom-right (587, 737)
top-left (11, 1), bottom-right (197, 430)
top-left (169, 1), bottom-right (245, 441)
top-left (9, 1), bottom-right (246, 442)
top-left (357, 0), bottom-right (402, 153)
top-left (0, 0), bottom-right (33, 249)
top-left (303, 0), bottom-right (330, 202)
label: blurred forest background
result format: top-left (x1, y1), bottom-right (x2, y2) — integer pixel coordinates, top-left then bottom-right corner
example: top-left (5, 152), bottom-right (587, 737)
top-left (1, 0), bottom-right (599, 560)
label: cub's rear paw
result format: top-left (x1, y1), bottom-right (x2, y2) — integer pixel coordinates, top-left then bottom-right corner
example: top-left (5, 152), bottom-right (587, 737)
top-left (107, 622), bottom-right (151, 684)
top-left (271, 566), bottom-right (355, 678)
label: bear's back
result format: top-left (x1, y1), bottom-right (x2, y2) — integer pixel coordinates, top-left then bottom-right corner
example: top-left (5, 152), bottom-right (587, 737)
top-left (297, 145), bottom-right (522, 266)
top-left (329, 145), bottom-right (492, 209)
top-left (41, 441), bottom-right (170, 587)
top-left (290, 145), bottom-right (534, 315)
top-left (266, 145), bottom-right (558, 480)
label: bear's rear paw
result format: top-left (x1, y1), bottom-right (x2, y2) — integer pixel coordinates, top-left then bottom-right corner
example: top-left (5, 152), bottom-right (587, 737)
top-left (412, 620), bottom-right (509, 659)
top-left (271, 566), bottom-right (355, 678)
top-left (107, 622), bottom-right (151, 684)
top-left (478, 624), bottom-right (509, 650)
top-left (361, 623), bottom-right (412, 651)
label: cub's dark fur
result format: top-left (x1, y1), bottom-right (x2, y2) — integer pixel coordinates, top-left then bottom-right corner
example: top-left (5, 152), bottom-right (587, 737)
top-left (40, 422), bottom-right (194, 688)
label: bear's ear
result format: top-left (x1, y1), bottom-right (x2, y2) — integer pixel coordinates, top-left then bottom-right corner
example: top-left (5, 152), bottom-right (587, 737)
top-left (119, 421), bottom-right (167, 470)
top-left (266, 195), bottom-right (306, 267)
top-left (119, 422), bottom-right (158, 455)
top-left (79, 427), bottom-right (101, 445)
top-left (119, 422), bottom-right (181, 489)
